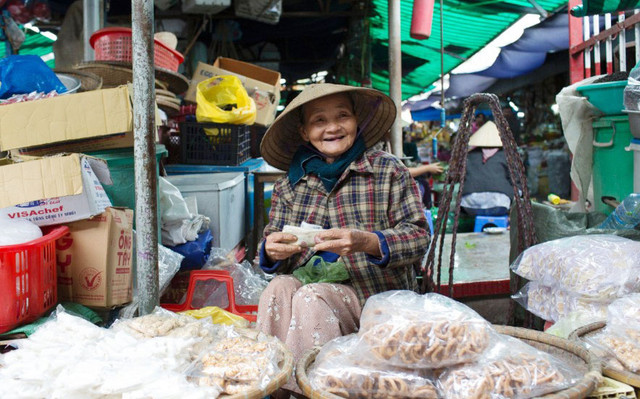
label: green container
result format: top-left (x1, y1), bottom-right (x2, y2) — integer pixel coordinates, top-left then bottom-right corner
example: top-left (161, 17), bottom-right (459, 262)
top-left (87, 144), bottom-right (168, 226)
top-left (576, 80), bottom-right (626, 116)
top-left (592, 116), bottom-right (634, 214)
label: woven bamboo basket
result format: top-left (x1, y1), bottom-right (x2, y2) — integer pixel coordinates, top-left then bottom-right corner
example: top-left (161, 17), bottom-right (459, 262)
top-left (221, 339), bottom-right (294, 399)
top-left (569, 321), bottom-right (640, 388)
top-left (297, 325), bottom-right (601, 399)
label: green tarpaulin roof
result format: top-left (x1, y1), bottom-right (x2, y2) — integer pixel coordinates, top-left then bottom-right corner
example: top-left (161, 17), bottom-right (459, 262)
top-left (370, 0), bottom-right (568, 99)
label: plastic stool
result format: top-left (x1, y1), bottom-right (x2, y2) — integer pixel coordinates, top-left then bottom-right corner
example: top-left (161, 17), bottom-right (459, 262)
top-left (474, 215), bottom-right (509, 232)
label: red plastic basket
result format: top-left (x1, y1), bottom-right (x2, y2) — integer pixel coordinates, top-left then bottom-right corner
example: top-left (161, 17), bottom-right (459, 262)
top-left (161, 270), bottom-right (258, 323)
top-left (0, 226), bottom-right (69, 334)
top-left (89, 27), bottom-right (185, 72)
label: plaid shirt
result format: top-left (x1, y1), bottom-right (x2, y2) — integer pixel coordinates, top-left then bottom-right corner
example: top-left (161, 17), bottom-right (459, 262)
top-left (261, 147), bottom-right (429, 304)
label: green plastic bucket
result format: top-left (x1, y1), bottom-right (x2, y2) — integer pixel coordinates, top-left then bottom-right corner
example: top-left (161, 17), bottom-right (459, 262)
top-left (592, 116), bottom-right (634, 214)
top-left (87, 144), bottom-right (168, 225)
top-left (576, 80), bottom-right (626, 116)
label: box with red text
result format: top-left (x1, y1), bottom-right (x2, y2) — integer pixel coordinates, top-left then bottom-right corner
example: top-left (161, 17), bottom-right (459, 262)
top-left (56, 207), bottom-right (134, 308)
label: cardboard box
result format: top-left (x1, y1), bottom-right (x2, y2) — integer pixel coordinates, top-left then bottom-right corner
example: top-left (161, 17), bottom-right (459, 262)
top-left (0, 86), bottom-right (133, 152)
top-left (56, 207), bottom-right (134, 308)
top-left (0, 154), bottom-right (113, 226)
top-left (185, 58), bottom-right (281, 127)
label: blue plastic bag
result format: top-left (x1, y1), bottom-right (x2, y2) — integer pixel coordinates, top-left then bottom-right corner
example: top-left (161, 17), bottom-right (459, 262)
top-left (0, 55), bottom-right (66, 99)
top-left (167, 230), bottom-right (213, 271)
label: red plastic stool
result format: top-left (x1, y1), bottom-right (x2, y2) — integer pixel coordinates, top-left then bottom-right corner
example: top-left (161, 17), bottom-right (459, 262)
top-left (161, 270), bottom-right (258, 323)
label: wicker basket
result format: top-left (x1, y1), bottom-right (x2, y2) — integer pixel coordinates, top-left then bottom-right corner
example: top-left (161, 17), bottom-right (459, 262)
top-left (297, 325), bottom-right (601, 399)
top-left (53, 68), bottom-right (103, 92)
top-left (569, 321), bottom-right (640, 388)
top-left (219, 339), bottom-right (293, 399)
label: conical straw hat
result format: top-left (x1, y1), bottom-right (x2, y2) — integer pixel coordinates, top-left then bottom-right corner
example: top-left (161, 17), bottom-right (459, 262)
top-left (469, 121), bottom-right (503, 148)
top-left (260, 83), bottom-right (397, 171)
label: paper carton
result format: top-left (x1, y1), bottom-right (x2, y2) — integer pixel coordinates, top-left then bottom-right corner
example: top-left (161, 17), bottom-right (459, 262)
top-left (56, 207), bottom-right (134, 308)
top-left (185, 58), bottom-right (281, 127)
top-left (0, 154), bottom-right (113, 226)
top-left (0, 86), bottom-right (133, 152)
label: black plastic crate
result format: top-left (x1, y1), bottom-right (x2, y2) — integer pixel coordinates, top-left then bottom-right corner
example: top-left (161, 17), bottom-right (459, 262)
top-left (179, 122), bottom-right (251, 165)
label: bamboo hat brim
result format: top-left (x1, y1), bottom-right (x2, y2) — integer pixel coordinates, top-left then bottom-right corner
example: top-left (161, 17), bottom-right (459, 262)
top-left (260, 83), bottom-right (397, 171)
top-left (73, 61), bottom-right (189, 94)
top-left (469, 121), bottom-right (503, 148)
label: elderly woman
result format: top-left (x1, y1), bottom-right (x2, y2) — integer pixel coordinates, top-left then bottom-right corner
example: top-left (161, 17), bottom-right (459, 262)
top-left (257, 84), bottom-right (429, 394)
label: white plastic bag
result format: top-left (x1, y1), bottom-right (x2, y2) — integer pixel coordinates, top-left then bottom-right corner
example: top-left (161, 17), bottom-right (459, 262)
top-left (438, 333), bottom-right (582, 399)
top-left (358, 291), bottom-right (492, 368)
top-left (512, 282), bottom-right (609, 323)
top-left (511, 235), bottom-right (640, 299)
top-left (0, 218), bottom-right (42, 246)
top-left (308, 334), bottom-right (438, 398)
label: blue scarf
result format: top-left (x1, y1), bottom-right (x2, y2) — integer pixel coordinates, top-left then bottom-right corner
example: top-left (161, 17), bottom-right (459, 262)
top-left (288, 135), bottom-right (366, 192)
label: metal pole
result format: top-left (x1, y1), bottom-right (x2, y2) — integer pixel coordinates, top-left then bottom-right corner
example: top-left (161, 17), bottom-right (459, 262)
top-left (620, 12), bottom-right (627, 72)
top-left (132, 0), bottom-right (159, 316)
top-left (593, 15), bottom-right (601, 75)
top-left (635, 10), bottom-right (640, 65)
top-left (83, 0), bottom-right (103, 61)
top-left (388, 0), bottom-right (403, 158)
top-left (584, 16), bottom-right (591, 78)
top-left (605, 13), bottom-right (612, 74)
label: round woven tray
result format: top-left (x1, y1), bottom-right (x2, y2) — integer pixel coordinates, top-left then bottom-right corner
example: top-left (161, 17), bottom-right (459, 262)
top-left (297, 325), bottom-right (601, 399)
top-left (53, 68), bottom-right (103, 92)
top-left (73, 61), bottom-right (189, 94)
top-left (569, 321), bottom-right (640, 388)
top-left (222, 339), bottom-right (294, 399)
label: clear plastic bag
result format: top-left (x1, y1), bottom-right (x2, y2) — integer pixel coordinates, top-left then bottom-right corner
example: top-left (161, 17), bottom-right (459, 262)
top-left (584, 294), bottom-right (640, 372)
top-left (624, 67), bottom-right (640, 111)
top-left (0, 307), bottom-right (221, 399)
top-left (512, 282), bottom-right (609, 323)
top-left (358, 291), bottom-right (492, 368)
top-left (438, 334), bottom-right (582, 399)
top-left (511, 235), bottom-right (640, 299)
top-left (204, 248), bottom-right (271, 306)
top-left (110, 307), bottom-right (235, 360)
top-left (308, 335), bottom-right (439, 399)
top-left (189, 335), bottom-right (283, 395)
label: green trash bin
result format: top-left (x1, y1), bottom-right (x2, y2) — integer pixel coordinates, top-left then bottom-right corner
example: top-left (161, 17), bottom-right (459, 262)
top-left (87, 144), bottom-right (168, 231)
top-left (592, 116), bottom-right (635, 214)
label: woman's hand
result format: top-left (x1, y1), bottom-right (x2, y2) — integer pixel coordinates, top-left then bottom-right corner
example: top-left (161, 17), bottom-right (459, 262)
top-left (265, 232), bottom-right (304, 262)
top-left (313, 229), bottom-right (382, 258)
top-left (425, 162), bottom-right (444, 174)
top-left (408, 162), bottom-right (444, 178)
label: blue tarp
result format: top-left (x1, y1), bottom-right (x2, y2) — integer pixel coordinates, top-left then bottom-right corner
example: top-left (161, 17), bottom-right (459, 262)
top-left (410, 13), bottom-right (571, 120)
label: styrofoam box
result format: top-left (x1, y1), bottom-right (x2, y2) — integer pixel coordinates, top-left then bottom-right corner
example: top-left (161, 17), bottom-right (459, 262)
top-left (166, 172), bottom-right (245, 250)
top-left (182, 0), bottom-right (230, 14)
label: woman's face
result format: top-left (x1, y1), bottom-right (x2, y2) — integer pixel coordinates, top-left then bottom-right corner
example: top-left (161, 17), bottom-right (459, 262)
top-left (300, 93), bottom-right (358, 164)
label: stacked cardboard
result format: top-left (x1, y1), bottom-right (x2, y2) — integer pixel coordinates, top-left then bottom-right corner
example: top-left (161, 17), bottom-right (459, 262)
top-left (0, 86), bottom-right (137, 309)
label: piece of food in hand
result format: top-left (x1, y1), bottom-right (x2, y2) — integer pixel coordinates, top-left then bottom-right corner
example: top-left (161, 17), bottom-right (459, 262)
top-left (282, 224), bottom-right (323, 247)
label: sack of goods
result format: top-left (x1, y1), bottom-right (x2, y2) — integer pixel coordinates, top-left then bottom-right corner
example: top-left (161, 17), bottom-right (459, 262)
top-left (585, 294), bottom-right (640, 373)
top-left (511, 234), bottom-right (640, 322)
top-left (307, 291), bottom-right (582, 399)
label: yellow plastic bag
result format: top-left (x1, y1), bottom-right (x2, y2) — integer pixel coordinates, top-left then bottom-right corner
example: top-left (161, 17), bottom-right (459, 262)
top-left (195, 75), bottom-right (256, 125)
top-left (180, 306), bottom-right (249, 328)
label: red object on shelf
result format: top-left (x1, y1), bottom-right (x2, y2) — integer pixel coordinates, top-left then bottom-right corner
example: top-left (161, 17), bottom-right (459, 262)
top-left (434, 279), bottom-right (511, 299)
top-left (161, 270), bottom-right (258, 323)
top-left (0, 226), bottom-right (69, 334)
top-left (89, 27), bottom-right (185, 72)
